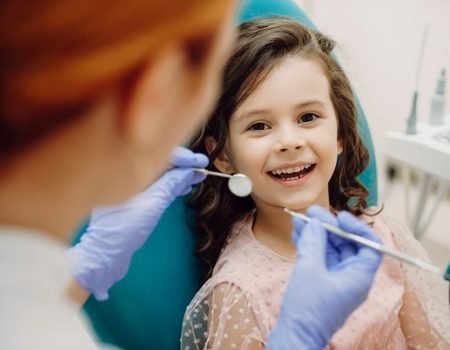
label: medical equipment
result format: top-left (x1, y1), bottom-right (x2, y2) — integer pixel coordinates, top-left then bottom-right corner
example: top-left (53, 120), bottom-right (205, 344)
top-left (430, 69), bottom-right (446, 125)
top-left (406, 91), bottom-right (419, 135)
top-left (385, 121), bottom-right (450, 238)
top-left (283, 208), bottom-right (450, 282)
top-left (193, 168), bottom-right (253, 197)
top-left (406, 21), bottom-right (429, 135)
top-left (385, 17), bottom-right (450, 238)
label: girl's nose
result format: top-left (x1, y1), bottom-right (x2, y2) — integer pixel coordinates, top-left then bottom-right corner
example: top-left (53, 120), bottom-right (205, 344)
top-left (274, 127), bottom-right (305, 153)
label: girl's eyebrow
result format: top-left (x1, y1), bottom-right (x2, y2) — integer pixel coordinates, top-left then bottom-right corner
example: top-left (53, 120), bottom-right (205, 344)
top-left (236, 99), bottom-right (327, 122)
top-left (235, 109), bottom-right (271, 122)
top-left (293, 100), bottom-right (327, 109)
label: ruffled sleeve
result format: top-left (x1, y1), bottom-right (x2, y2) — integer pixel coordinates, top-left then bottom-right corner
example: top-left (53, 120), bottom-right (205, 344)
top-left (181, 278), bottom-right (269, 350)
top-left (383, 215), bottom-right (450, 348)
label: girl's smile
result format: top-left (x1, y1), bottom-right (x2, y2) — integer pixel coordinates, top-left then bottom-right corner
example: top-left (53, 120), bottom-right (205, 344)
top-left (267, 162), bottom-right (316, 187)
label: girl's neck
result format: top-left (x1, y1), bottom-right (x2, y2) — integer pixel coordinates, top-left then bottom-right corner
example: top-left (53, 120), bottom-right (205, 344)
top-left (251, 198), bottom-right (331, 259)
top-left (252, 207), bottom-right (297, 259)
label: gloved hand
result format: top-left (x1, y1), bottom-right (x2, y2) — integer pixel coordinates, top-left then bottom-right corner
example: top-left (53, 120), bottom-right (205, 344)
top-left (266, 205), bottom-right (383, 350)
top-left (68, 146), bottom-right (208, 300)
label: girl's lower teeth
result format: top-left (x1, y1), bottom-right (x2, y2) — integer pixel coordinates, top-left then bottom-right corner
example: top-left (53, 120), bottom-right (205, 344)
top-left (280, 171), bottom-right (306, 181)
top-left (285, 176), bottom-right (300, 181)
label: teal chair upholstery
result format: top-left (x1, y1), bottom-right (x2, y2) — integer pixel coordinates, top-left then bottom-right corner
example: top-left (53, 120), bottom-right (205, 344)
top-left (73, 1), bottom-right (378, 349)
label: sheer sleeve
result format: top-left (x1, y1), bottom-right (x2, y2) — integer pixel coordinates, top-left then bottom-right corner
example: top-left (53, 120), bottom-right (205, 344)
top-left (181, 279), bottom-right (268, 350)
top-left (383, 215), bottom-right (450, 348)
top-left (399, 281), bottom-right (450, 349)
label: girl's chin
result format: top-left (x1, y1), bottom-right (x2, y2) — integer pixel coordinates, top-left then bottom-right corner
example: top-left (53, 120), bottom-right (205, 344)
top-left (271, 197), bottom-right (325, 213)
top-left (255, 192), bottom-right (326, 213)
top-left (268, 200), bottom-right (311, 213)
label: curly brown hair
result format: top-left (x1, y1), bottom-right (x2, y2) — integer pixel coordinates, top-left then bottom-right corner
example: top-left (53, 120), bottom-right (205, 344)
top-left (190, 17), bottom-right (373, 279)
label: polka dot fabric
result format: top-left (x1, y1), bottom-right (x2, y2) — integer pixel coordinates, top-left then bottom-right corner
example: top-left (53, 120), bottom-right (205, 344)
top-left (384, 216), bottom-right (450, 348)
top-left (180, 212), bottom-right (450, 349)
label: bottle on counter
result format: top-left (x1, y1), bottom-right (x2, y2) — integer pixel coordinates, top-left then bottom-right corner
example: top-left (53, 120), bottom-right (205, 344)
top-left (429, 68), bottom-right (446, 125)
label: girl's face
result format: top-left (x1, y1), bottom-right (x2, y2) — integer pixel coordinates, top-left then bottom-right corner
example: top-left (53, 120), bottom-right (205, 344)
top-left (219, 56), bottom-right (341, 213)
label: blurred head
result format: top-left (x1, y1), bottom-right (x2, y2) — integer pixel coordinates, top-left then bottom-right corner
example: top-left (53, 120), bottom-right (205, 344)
top-left (190, 17), bottom-right (370, 276)
top-left (0, 0), bottom-right (235, 204)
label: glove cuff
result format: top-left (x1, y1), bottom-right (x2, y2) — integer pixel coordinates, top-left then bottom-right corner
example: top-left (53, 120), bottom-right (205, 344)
top-left (67, 246), bottom-right (111, 301)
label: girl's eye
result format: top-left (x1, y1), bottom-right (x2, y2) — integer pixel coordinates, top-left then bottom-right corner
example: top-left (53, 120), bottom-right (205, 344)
top-left (298, 113), bottom-right (318, 123)
top-left (248, 122), bottom-right (269, 131)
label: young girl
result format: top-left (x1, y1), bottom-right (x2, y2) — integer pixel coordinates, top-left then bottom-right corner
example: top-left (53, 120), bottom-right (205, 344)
top-left (181, 17), bottom-right (450, 349)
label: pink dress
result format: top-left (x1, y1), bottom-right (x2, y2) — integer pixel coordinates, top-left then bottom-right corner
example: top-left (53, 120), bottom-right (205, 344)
top-left (181, 212), bottom-right (449, 349)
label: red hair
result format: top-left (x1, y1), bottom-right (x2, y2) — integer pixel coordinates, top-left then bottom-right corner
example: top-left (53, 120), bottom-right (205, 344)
top-left (0, 0), bottom-right (231, 155)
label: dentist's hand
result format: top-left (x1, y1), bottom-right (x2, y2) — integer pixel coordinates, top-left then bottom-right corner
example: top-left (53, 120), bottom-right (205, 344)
top-left (68, 146), bottom-right (208, 300)
top-left (266, 206), bottom-right (382, 349)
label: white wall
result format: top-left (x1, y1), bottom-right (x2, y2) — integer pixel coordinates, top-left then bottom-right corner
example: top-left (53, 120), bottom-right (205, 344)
top-left (297, 0), bottom-right (450, 263)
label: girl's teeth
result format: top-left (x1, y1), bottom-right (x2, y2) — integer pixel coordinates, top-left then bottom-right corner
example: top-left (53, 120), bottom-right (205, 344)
top-left (271, 165), bottom-right (312, 175)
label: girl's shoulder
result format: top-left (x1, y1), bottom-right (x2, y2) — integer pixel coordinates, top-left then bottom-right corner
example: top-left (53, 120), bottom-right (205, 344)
top-left (182, 252), bottom-right (273, 347)
top-left (358, 207), bottom-right (397, 230)
top-left (181, 278), bottom-right (271, 348)
top-left (361, 211), bottom-right (450, 341)
top-left (358, 208), bottom-right (415, 246)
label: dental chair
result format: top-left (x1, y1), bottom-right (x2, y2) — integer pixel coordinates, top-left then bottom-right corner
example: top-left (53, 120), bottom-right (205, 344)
top-left (72, 1), bottom-right (378, 348)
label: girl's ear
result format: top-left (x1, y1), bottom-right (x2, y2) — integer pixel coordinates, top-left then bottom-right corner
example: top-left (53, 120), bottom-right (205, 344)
top-left (205, 136), bottom-right (234, 174)
top-left (337, 138), bottom-right (343, 155)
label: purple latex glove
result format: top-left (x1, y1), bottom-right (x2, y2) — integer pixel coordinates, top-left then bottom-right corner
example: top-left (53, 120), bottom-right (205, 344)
top-left (68, 146), bottom-right (208, 300)
top-left (266, 206), bottom-right (382, 349)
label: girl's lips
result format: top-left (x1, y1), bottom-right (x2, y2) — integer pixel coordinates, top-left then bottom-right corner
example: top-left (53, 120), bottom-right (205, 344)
top-left (267, 164), bottom-right (316, 187)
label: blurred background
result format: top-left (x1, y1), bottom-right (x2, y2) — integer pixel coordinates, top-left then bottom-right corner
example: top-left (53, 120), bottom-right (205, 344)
top-left (296, 0), bottom-right (450, 295)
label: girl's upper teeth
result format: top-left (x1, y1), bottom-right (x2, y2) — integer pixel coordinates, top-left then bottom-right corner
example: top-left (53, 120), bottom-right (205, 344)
top-left (271, 164), bottom-right (311, 175)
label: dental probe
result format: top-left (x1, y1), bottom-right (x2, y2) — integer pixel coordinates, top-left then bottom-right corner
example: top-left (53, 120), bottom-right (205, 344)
top-left (284, 208), bottom-right (450, 281)
top-left (193, 168), bottom-right (253, 197)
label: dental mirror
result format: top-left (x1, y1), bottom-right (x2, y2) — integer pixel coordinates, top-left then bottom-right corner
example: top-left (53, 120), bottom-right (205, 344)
top-left (193, 168), bottom-right (253, 197)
